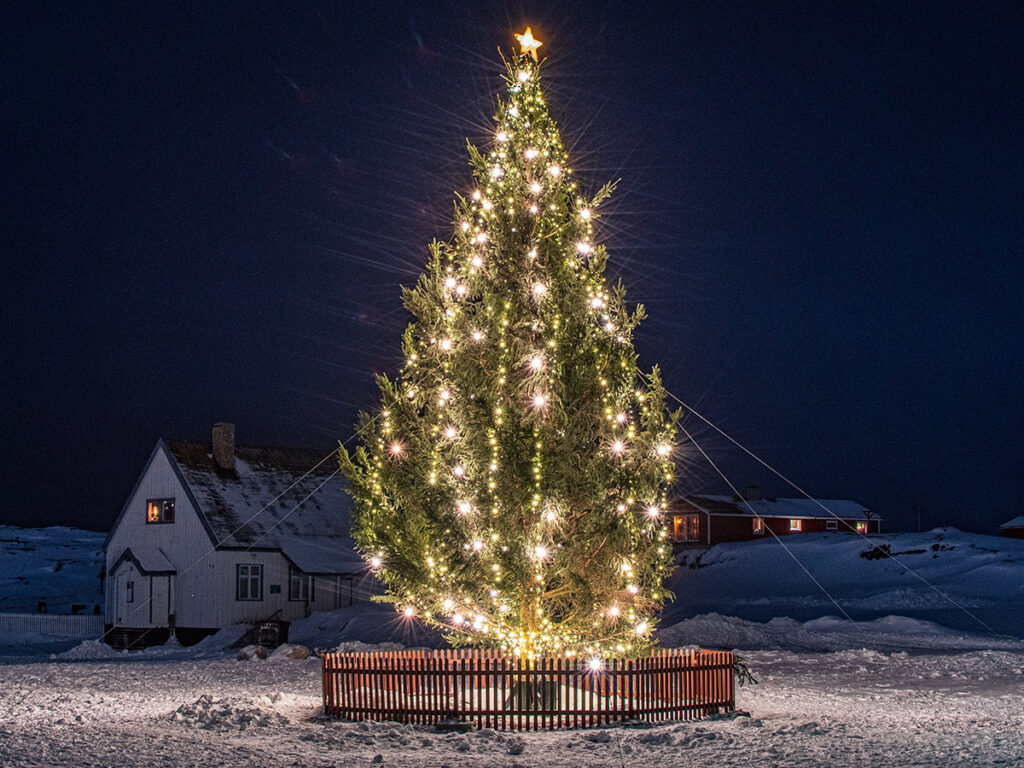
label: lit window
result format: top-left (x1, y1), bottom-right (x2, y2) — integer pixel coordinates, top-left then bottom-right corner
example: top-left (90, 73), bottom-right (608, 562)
top-left (146, 498), bottom-right (175, 524)
top-left (856, 521), bottom-right (867, 533)
top-left (236, 564), bottom-right (263, 601)
top-left (126, 581), bottom-right (134, 603)
top-left (789, 519), bottom-right (802, 531)
top-left (826, 520), bottom-right (838, 531)
top-left (672, 514), bottom-right (700, 543)
top-left (752, 519), bottom-right (765, 535)
top-left (289, 565), bottom-right (313, 601)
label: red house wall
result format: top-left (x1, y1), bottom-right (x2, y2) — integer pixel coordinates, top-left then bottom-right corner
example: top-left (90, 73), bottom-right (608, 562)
top-left (1002, 528), bottom-right (1024, 540)
top-left (694, 515), bottom-right (880, 546)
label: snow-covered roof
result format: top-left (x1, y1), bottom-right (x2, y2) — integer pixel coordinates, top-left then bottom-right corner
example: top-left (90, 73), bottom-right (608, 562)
top-left (999, 516), bottom-right (1024, 529)
top-left (683, 495), bottom-right (877, 520)
top-left (165, 440), bottom-right (362, 574)
top-left (128, 546), bottom-right (176, 573)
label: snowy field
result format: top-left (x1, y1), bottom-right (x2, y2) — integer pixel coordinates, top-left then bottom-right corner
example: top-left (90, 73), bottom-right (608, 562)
top-left (2, 527), bottom-right (1022, 766)
top-left (2, 635), bottom-right (1022, 767)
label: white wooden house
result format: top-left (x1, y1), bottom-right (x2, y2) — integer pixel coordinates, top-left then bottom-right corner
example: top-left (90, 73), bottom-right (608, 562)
top-left (103, 423), bottom-right (373, 648)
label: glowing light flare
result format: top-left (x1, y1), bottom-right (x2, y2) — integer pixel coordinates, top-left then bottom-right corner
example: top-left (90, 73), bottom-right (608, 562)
top-left (403, 607), bottom-right (415, 618)
top-left (471, 330), bottom-right (484, 341)
top-left (369, 557), bottom-right (382, 570)
top-left (529, 356), bottom-right (544, 370)
top-left (530, 181), bottom-right (543, 194)
top-left (588, 657), bottom-right (603, 672)
top-left (389, 442), bottom-right (404, 457)
top-left (525, 148), bottom-right (539, 160)
top-left (532, 393), bottom-right (548, 409)
top-left (656, 444), bottom-right (672, 457)
top-left (457, 501), bottom-right (472, 515)
top-left (646, 505), bottom-right (661, 519)
top-left (635, 621), bottom-right (649, 636)
top-left (548, 164), bottom-right (561, 177)
top-left (497, 130), bottom-right (508, 142)
top-left (444, 426), bottom-right (458, 440)
top-left (616, 412), bottom-right (627, 423)
top-left (534, 545), bottom-right (549, 560)
top-left (580, 208), bottom-right (591, 220)
top-left (452, 465), bottom-right (465, 478)
top-left (610, 440), bottom-right (625, 455)
top-left (532, 283), bottom-right (547, 297)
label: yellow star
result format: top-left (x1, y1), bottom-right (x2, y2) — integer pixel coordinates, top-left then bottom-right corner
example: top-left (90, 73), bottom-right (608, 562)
top-left (515, 27), bottom-right (542, 61)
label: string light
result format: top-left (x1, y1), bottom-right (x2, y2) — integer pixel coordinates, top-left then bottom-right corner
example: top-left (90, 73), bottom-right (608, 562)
top-left (342, 34), bottom-right (678, 658)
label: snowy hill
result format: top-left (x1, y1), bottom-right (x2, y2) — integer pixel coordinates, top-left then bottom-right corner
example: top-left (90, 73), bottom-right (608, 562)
top-left (0, 526), bottom-right (104, 614)
top-left (663, 527), bottom-right (1024, 639)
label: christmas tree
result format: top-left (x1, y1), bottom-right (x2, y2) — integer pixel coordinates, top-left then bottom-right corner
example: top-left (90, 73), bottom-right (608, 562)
top-left (341, 30), bottom-right (680, 657)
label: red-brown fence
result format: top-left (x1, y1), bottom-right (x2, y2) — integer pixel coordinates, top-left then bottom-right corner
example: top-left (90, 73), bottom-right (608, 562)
top-left (322, 648), bottom-right (735, 730)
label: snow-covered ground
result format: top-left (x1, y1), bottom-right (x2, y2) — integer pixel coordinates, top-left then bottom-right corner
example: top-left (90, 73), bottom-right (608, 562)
top-left (2, 638), bottom-right (1021, 767)
top-left (2, 526), bottom-right (1022, 766)
top-left (0, 526), bottom-right (104, 614)
top-left (665, 527), bottom-right (1024, 638)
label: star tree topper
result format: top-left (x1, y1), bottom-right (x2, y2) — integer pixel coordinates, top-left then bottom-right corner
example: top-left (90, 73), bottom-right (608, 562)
top-left (515, 27), bottom-right (542, 60)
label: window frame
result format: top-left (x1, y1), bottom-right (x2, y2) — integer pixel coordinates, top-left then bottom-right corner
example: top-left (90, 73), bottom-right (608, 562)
top-left (145, 498), bottom-right (176, 525)
top-left (288, 565), bottom-right (313, 602)
top-left (672, 513), bottom-right (700, 543)
top-left (126, 580), bottom-right (134, 603)
top-left (335, 575), bottom-right (355, 608)
top-left (752, 518), bottom-right (765, 535)
top-left (789, 519), bottom-right (802, 531)
top-left (236, 564), bottom-right (263, 601)
top-left (826, 519), bottom-right (838, 531)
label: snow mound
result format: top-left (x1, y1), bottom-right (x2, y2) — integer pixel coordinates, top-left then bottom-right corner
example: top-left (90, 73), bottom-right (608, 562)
top-left (55, 639), bottom-right (128, 660)
top-left (657, 612), bottom-right (1024, 652)
top-left (171, 694), bottom-right (289, 731)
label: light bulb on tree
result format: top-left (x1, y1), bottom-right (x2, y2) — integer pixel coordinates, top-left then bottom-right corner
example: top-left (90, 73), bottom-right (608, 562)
top-left (340, 30), bottom-right (680, 657)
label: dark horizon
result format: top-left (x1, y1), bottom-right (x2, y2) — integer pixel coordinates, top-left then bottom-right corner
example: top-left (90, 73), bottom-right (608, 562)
top-left (2, 2), bottom-right (1022, 535)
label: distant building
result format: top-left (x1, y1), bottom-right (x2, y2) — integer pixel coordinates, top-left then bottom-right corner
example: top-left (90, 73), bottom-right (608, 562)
top-left (668, 488), bottom-right (880, 548)
top-left (103, 423), bottom-right (374, 648)
top-left (999, 516), bottom-right (1024, 540)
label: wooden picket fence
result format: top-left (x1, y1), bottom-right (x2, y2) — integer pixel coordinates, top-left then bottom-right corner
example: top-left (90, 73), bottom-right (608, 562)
top-left (322, 648), bottom-right (734, 730)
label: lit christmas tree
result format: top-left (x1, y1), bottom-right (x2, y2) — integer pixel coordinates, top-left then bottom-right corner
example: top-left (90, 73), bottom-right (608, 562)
top-left (341, 30), bottom-right (680, 657)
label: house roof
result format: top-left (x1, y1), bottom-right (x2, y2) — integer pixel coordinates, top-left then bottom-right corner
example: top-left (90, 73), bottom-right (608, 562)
top-left (113, 546), bottom-right (177, 574)
top-left (681, 494), bottom-right (877, 520)
top-left (164, 440), bottom-right (363, 573)
top-left (1000, 516), bottom-right (1024, 529)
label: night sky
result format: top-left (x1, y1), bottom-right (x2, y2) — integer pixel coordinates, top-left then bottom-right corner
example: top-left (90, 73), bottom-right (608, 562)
top-left (2, 2), bottom-right (1022, 534)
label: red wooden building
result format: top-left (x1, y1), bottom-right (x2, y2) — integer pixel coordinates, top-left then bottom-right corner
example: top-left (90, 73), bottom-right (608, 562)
top-left (999, 516), bottom-right (1024, 540)
top-left (669, 491), bottom-right (880, 548)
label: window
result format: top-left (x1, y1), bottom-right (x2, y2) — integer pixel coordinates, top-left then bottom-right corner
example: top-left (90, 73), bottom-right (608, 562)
top-left (752, 518), bottom-right (765, 535)
top-left (672, 514), bottom-right (700, 543)
top-left (289, 565), bottom-right (313, 601)
top-left (146, 498), bottom-right (175, 524)
top-left (789, 519), bottom-right (802, 531)
top-left (236, 564), bottom-right (263, 601)
top-left (126, 581), bottom-right (134, 603)
top-left (335, 576), bottom-right (355, 608)
top-left (826, 520), bottom-right (838, 531)
top-left (856, 521), bottom-right (867, 533)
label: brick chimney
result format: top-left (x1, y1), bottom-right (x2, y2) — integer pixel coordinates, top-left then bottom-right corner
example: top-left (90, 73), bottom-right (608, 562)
top-left (212, 422), bottom-right (236, 472)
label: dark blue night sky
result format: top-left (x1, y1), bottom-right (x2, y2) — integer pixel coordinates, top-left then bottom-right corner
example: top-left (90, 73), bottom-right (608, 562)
top-left (2, 2), bottom-right (1022, 534)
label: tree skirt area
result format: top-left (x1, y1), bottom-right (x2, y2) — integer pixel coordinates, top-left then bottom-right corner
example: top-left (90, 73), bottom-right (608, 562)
top-left (2, 640), bottom-right (1022, 767)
